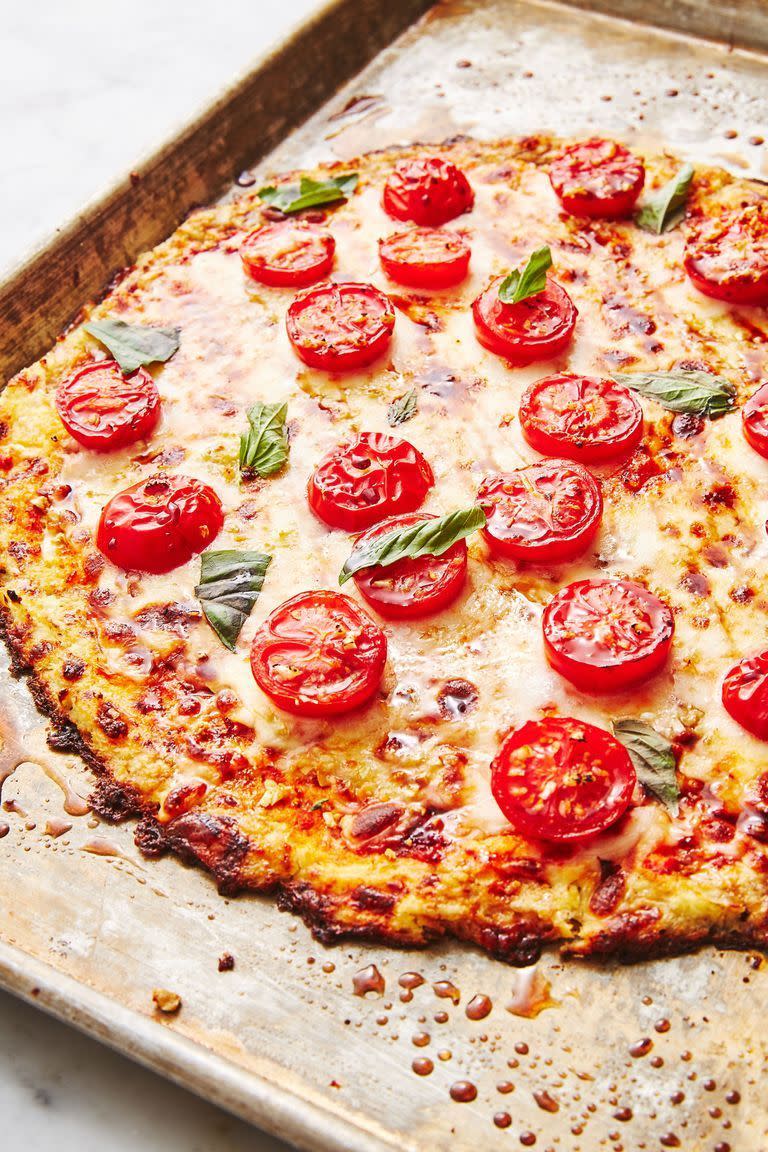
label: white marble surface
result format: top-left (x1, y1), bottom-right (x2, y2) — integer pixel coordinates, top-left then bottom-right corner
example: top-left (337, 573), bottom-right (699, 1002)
top-left (1, 1), bottom-right (319, 1147)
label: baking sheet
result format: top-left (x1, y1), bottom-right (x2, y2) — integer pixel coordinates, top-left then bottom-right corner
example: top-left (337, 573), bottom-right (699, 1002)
top-left (3, 1), bottom-right (768, 1149)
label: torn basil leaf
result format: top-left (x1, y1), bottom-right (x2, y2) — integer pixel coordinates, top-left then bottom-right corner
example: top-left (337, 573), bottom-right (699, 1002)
top-left (83, 319), bottom-right (180, 374)
top-left (612, 718), bottom-right (679, 815)
top-left (635, 164), bottom-right (694, 234)
top-left (387, 387), bottom-right (418, 426)
top-left (257, 173), bottom-right (358, 215)
top-left (195, 549), bottom-right (272, 651)
top-left (612, 370), bottom-right (735, 419)
top-left (498, 246), bottom-right (552, 305)
top-left (340, 505), bottom-right (486, 585)
top-left (239, 402), bottom-right (289, 477)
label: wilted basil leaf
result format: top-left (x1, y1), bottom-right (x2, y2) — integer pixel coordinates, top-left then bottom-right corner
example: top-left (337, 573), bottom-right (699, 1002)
top-left (498, 246), bottom-right (552, 305)
top-left (257, 173), bottom-right (358, 214)
top-left (340, 505), bottom-right (486, 585)
top-left (239, 402), bottom-right (289, 477)
top-left (613, 718), bottom-right (679, 814)
top-left (195, 549), bottom-right (272, 651)
top-left (83, 319), bottom-right (180, 374)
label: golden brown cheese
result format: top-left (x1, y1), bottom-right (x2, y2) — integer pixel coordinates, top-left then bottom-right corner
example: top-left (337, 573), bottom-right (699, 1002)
top-left (3, 135), bottom-right (768, 963)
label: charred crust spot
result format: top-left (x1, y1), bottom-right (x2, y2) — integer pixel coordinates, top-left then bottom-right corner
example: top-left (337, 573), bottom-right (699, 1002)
top-left (140, 812), bottom-right (250, 895)
top-left (62, 658), bottom-right (86, 682)
top-left (590, 861), bottom-right (627, 918)
top-left (459, 918), bottom-right (554, 967)
top-left (218, 952), bottom-right (235, 972)
top-left (346, 801), bottom-right (402, 844)
top-left (89, 777), bottom-right (145, 824)
top-left (134, 601), bottom-right (201, 634)
top-left (437, 678), bottom-right (479, 720)
top-left (350, 885), bottom-right (399, 913)
top-left (96, 701), bottom-right (129, 740)
top-left (703, 483), bottom-right (736, 510)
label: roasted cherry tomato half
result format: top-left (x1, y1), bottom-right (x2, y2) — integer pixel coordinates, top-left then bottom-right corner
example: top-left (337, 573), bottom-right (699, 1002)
top-left (519, 373), bottom-right (643, 464)
top-left (351, 513), bottom-right (468, 619)
top-left (722, 651), bottom-right (768, 741)
top-left (742, 382), bottom-right (768, 458)
top-left (56, 360), bottom-right (160, 452)
top-left (685, 203), bottom-right (768, 305)
top-left (240, 220), bottom-right (335, 287)
top-left (382, 157), bottom-right (474, 227)
top-left (478, 461), bottom-right (603, 563)
top-left (96, 474), bottom-right (223, 574)
top-left (549, 138), bottom-right (645, 219)
top-left (250, 590), bottom-right (387, 717)
top-left (378, 227), bottom-right (470, 289)
top-left (286, 281), bottom-right (395, 372)
top-left (491, 716), bottom-right (636, 843)
top-left (308, 431), bottom-right (434, 531)
top-left (472, 277), bottom-right (577, 366)
top-left (543, 578), bottom-right (674, 693)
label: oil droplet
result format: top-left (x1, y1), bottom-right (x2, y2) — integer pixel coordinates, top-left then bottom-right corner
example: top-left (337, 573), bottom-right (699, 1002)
top-left (0, 821), bottom-right (9, 838)
top-left (375, 1015), bottom-right (388, 1026)
top-left (434, 1010), bottom-right (449, 1024)
top-left (613, 1107), bottom-right (632, 1122)
top-left (520, 1132), bottom-right (537, 1147)
top-left (352, 964), bottom-right (385, 997)
top-left (433, 980), bottom-right (460, 1005)
top-left (44, 818), bottom-right (72, 838)
top-left (412, 1032), bottom-right (430, 1047)
top-left (660, 1134), bottom-right (680, 1148)
top-left (714, 1143), bottom-right (731, 1152)
top-left (507, 966), bottom-right (555, 1018)
top-left (40, 762), bottom-right (90, 817)
top-left (466, 993), bottom-right (492, 1020)
top-left (725, 1090), bottom-right (741, 1105)
top-left (650, 1056), bottom-right (664, 1068)
top-left (497, 1080), bottom-right (514, 1094)
top-left (629, 1038), bottom-right (653, 1058)
top-left (515, 1042), bottom-right (529, 1055)
top-left (412, 1057), bottom-right (433, 1076)
top-left (533, 1090), bottom-right (559, 1113)
top-left (449, 1080), bottom-right (477, 1103)
top-left (82, 837), bottom-right (122, 858)
top-left (655, 1018), bottom-right (671, 1033)
top-left (399, 971), bottom-right (425, 991)
top-left (703, 1078), bottom-right (717, 1092)
top-left (322, 961), bottom-right (335, 974)
top-left (670, 1091), bottom-right (685, 1105)
top-left (400, 990), bottom-right (413, 1003)
top-left (494, 1112), bottom-right (512, 1129)
top-left (437, 1049), bottom-right (452, 1061)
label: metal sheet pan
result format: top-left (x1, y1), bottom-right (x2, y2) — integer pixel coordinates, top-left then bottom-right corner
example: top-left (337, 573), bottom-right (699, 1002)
top-left (3, 2), bottom-right (768, 1149)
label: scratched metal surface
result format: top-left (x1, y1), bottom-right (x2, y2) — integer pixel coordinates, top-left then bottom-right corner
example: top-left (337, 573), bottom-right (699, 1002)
top-left (2, 2), bottom-right (768, 1150)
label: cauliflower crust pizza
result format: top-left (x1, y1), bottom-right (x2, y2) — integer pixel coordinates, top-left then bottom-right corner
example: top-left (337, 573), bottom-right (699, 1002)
top-left (4, 134), bottom-right (768, 965)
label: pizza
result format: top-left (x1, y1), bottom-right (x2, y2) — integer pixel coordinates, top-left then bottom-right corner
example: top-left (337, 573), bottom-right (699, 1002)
top-left (3, 134), bottom-right (768, 965)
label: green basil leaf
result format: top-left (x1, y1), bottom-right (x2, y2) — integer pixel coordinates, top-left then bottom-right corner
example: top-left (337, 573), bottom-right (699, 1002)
top-left (257, 173), bottom-right (358, 214)
top-left (339, 505), bottom-right (486, 585)
top-left (195, 549), bottom-right (272, 651)
top-left (387, 388), bottom-right (418, 426)
top-left (635, 164), bottom-right (694, 234)
top-left (498, 246), bottom-right (552, 305)
top-left (612, 370), bottom-right (736, 419)
top-left (612, 719), bottom-right (679, 815)
top-left (239, 402), bottom-right (289, 477)
top-left (83, 319), bottom-right (180, 374)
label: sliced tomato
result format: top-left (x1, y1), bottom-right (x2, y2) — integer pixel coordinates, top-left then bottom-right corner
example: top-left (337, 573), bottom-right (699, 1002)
top-left (96, 474), bottom-right (223, 574)
top-left (56, 360), bottom-right (160, 451)
top-left (382, 157), bottom-right (474, 227)
top-left (685, 203), bottom-right (768, 305)
top-left (240, 220), bottom-right (335, 287)
top-left (722, 651), bottom-right (768, 740)
top-left (519, 373), bottom-right (643, 464)
top-left (743, 382), bottom-right (768, 459)
top-left (352, 513), bottom-right (468, 619)
top-left (379, 228), bottom-right (470, 289)
top-left (472, 277), bottom-right (577, 366)
top-left (549, 139), bottom-right (645, 219)
top-left (286, 281), bottom-right (395, 372)
top-left (308, 432), bottom-right (434, 531)
top-left (250, 590), bottom-right (387, 716)
top-left (491, 717), bottom-right (636, 843)
top-left (478, 461), bottom-right (602, 563)
top-left (543, 578), bottom-right (674, 693)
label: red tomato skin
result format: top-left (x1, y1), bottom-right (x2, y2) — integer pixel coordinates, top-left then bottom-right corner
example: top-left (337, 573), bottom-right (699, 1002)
top-left (549, 139), bottom-right (645, 219)
top-left (722, 651), bottom-right (768, 740)
top-left (96, 474), bottom-right (224, 574)
top-left (542, 578), bottom-right (674, 693)
top-left (286, 281), bottom-right (395, 372)
top-left (472, 278), bottom-right (577, 366)
top-left (308, 432), bottom-right (434, 531)
top-left (379, 228), bottom-right (471, 289)
top-left (241, 221), bottom-right (335, 287)
top-left (382, 157), bottom-right (474, 227)
top-left (478, 461), bottom-right (603, 563)
top-left (250, 590), bottom-right (387, 717)
top-left (56, 360), bottom-right (161, 451)
top-left (352, 513), bottom-right (468, 619)
top-left (519, 373), bottom-right (643, 464)
top-left (684, 204), bottom-right (768, 305)
top-left (491, 717), bottom-right (636, 843)
top-left (742, 383), bottom-right (768, 458)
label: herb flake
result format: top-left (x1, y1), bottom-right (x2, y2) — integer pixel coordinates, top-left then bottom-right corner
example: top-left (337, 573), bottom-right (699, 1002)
top-left (387, 388), bottom-right (418, 426)
top-left (239, 402), bottom-right (289, 477)
top-left (195, 549), bottom-right (271, 651)
top-left (339, 505), bottom-right (486, 585)
top-left (612, 369), bottom-right (736, 419)
top-left (83, 319), bottom-right (180, 374)
top-left (635, 164), bottom-right (694, 234)
top-left (612, 718), bottom-right (679, 814)
top-left (257, 173), bottom-right (358, 215)
top-left (498, 246), bottom-right (552, 305)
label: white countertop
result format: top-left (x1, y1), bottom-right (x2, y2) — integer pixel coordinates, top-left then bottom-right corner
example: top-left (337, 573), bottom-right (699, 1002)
top-left (1, 1), bottom-right (319, 1147)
